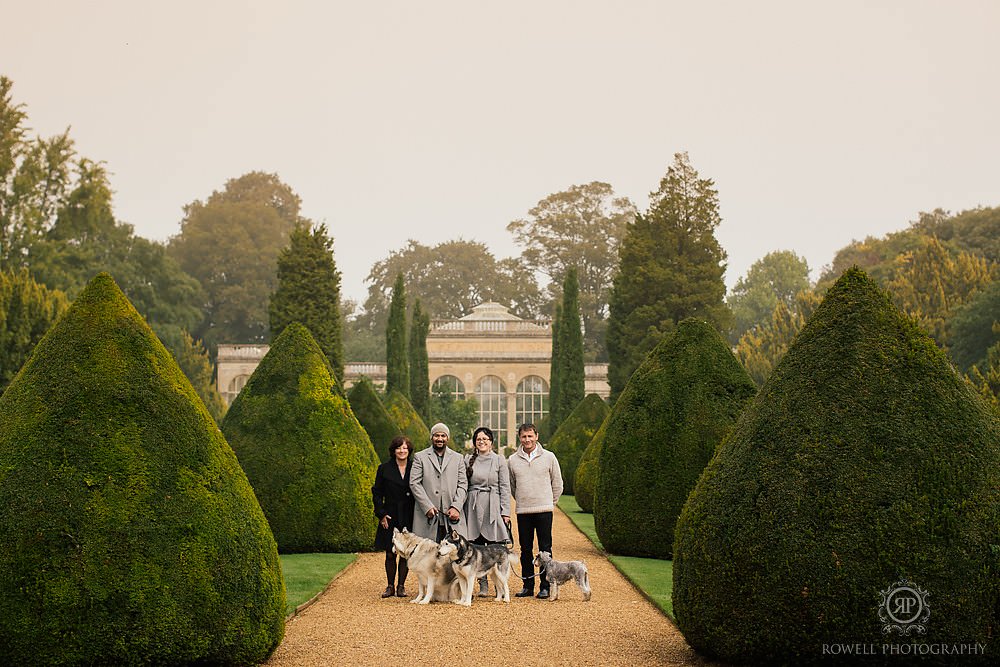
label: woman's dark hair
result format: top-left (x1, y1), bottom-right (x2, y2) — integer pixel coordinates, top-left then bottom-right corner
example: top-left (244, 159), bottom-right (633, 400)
top-left (468, 427), bottom-right (494, 479)
top-left (388, 435), bottom-right (412, 459)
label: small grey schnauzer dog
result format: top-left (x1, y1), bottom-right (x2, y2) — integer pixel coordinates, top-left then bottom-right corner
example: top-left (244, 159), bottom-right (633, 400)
top-left (533, 551), bottom-right (591, 601)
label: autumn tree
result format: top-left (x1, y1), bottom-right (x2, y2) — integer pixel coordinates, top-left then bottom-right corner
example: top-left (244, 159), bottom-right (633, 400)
top-left (606, 152), bottom-right (731, 399)
top-left (408, 298), bottom-right (430, 423)
top-left (967, 337), bottom-right (1000, 412)
top-left (168, 172), bottom-right (302, 350)
top-left (734, 290), bottom-right (822, 387)
top-left (508, 182), bottom-right (635, 360)
top-left (269, 222), bottom-right (343, 385)
top-left (727, 250), bottom-right (810, 343)
top-left (360, 239), bottom-right (542, 336)
top-left (385, 273), bottom-right (408, 397)
top-left (885, 236), bottom-right (993, 348)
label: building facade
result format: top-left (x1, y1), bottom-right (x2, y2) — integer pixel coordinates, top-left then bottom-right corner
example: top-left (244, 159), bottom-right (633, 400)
top-left (216, 302), bottom-right (610, 447)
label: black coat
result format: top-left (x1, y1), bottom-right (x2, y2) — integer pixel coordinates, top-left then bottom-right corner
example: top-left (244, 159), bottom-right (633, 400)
top-left (372, 459), bottom-right (415, 551)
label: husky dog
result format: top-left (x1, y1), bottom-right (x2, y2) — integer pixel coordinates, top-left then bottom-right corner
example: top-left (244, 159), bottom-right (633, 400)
top-left (533, 551), bottom-right (591, 601)
top-left (391, 528), bottom-right (460, 604)
top-left (439, 530), bottom-right (517, 606)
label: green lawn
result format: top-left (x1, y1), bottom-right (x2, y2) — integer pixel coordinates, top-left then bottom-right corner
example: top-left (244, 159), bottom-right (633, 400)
top-left (280, 553), bottom-right (357, 615)
top-left (558, 495), bottom-right (674, 619)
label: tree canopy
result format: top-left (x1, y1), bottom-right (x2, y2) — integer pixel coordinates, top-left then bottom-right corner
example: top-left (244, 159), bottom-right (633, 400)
top-left (0, 268), bottom-right (68, 393)
top-left (508, 182), bottom-right (635, 359)
top-left (360, 239), bottom-right (542, 335)
top-left (727, 250), bottom-right (810, 343)
top-left (168, 171), bottom-right (302, 350)
top-left (269, 222), bottom-right (344, 385)
top-left (606, 152), bottom-right (731, 399)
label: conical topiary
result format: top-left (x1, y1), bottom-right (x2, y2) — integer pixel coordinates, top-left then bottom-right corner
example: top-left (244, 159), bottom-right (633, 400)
top-left (383, 389), bottom-right (434, 451)
top-left (548, 393), bottom-right (610, 496)
top-left (0, 273), bottom-right (285, 665)
top-left (221, 322), bottom-right (380, 553)
top-left (348, 376), bottom-right (403, 463)
top-left (673, 268), bottom-right (1000, 664)
top-left (594, 318), bottom-right (756, 558)
top-left (573, 414), bottom-right (610, 513)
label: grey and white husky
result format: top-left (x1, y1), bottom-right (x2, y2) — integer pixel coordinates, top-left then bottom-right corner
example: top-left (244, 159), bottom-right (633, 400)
top-left (391, 528), bottom-right (460, 604)
top-left (439, 529), bottom-right (517, 606)
top-left (533, 551), bottom-right (591, 601)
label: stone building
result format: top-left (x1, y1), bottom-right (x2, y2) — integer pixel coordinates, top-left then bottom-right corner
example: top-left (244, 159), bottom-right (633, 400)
top-left (216, 302), bottom-right (610, 447)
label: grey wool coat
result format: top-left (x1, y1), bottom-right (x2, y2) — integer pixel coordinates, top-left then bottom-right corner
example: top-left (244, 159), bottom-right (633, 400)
top-left (409, 446), bottom-right (469, 539)
top-left (463, 452), bottom-right (511, 543)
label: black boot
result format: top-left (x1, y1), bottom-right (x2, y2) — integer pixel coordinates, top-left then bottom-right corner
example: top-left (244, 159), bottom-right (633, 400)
top-left (514, 586), bottom-right (534, 597)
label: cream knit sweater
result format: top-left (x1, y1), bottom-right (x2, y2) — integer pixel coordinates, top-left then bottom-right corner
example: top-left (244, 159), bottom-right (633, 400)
top-left (507, 445), bottom-right (563, 514)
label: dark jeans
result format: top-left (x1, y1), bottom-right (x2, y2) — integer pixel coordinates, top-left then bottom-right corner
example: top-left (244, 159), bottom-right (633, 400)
top-left (384, 546), bottom-right (408, 587)
top-left (516, 512), bottom-right (553, 591)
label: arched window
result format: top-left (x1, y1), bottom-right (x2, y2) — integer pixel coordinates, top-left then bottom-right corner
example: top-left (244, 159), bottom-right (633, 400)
top-left (516, 375), bottom-right (549, 429)
top-left (475, 375), bottom-right (507, 447)
top-left (431, 375), bottom-right (466, 399)
top-left (228, 374), bottom-right (251, 394)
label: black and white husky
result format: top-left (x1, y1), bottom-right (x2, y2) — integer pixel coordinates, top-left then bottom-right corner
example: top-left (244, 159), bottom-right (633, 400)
top-left (438, 530), bottom-right (517, 606)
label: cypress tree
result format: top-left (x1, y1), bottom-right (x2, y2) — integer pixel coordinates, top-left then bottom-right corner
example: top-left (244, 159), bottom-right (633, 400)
top-left (594, 318), bottom-right (756, 558)
top-left (0, 273), bottom-right (285, 665)
top-left (408, 298), bottom-right (430, 424)
top-left (385, 272), bottom-right (409, 397)
top-left (221, 322), bottom-right (379, 553)
top-left (544, 302), bottom-right (561, 439)
top-left (606, 152), bottom-right (731, 401)
top-left (348, 377), bottom-right (402, 463)
top-left (554, 267), bottom-right (585, 429)
top-left (269, 222), bottom-right (344, 386)
top-left (673, 268), bottom-right (1000, 664)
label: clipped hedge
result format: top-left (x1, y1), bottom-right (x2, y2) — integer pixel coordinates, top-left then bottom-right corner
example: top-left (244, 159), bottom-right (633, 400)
top-left (0, 273), bottom-right (285, 665)
top-left (573, 414), bottom-right (609, 513)
top-left (348, 376), bottom-right (402, 463)
top-left (383, 389), bottom-right (433, 451)
top-left (222, 322), bottom-right (379, 553)
top-left (673, 268), bottom-right (1000, 665)
top-left (594, 318), bottom-right (756, 558)
top-left (548, 393), bottom-right (610, 495)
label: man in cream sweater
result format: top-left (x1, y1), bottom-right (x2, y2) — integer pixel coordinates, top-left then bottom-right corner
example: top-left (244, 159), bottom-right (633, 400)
top-left (507, 423), bottom-right (563, 599)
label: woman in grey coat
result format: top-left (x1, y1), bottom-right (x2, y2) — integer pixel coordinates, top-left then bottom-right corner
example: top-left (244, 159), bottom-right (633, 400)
top-left (463, 426), bottom-right (511, 596)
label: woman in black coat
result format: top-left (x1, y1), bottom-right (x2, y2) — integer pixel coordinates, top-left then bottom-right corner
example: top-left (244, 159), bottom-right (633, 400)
top-left (371, 435), bottom-right (415, 598)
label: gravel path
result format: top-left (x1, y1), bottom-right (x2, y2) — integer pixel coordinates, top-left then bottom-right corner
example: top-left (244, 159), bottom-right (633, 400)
top-left (264, 507), bottom-right (718, 666)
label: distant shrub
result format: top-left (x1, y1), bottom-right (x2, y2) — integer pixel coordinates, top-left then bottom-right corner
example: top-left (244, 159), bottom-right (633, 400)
top-left (222, 322), bottom-right (380, 553)
top-left (0, 273), bottom-right (285, 665)
top-left (595, 318), bottom-right (756, 558)
top-left (383, 389), bottom-right (433, 451)
top-left (548, 394), bottom-right (609, 495)
top-left (348, 376), bottom-right (402, 463)
top-left (573, 415), bottom-right (609, 514)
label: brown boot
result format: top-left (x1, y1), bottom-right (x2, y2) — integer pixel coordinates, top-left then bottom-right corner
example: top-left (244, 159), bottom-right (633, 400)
top-left (395, 584), bottom-right (407, 597)
top-left (381, 585), bottom-right (394, 598)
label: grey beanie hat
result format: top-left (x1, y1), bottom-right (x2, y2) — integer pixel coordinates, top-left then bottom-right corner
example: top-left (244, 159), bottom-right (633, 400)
top-left (430, 423), bottom-right (450, 439)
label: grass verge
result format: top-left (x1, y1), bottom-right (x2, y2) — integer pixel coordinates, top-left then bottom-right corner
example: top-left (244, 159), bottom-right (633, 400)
top-left (557, 495), bottom-right (674, 620)
top-left (280, 553), bottom-right (357, 616)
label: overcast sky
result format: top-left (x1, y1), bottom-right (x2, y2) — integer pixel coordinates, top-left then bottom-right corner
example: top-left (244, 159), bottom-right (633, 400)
top-left (4, 1), bottom-right (998, 306)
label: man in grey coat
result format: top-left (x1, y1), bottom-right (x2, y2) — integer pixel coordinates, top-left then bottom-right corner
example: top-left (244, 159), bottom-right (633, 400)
top-left (409, 423), bottom-right (468, 541)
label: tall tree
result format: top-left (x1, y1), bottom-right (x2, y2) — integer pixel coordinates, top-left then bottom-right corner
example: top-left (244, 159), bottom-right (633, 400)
top-left (0, 76), bottom-right (75, 270)
top-left (552, 268), bottom-right (584, 430)
top-left (157, 327), bottom-right (228, 422)
top-left (0, 268), bottom-right (68, 393)
top-left (385, 273), bottom-right (409, 397)
top-left (508, 182), bottom-right (636, 360)
top-left (168, 172), bottom-right (302, 350)
top-left (734, 289), bottom-right (822, 387)
top-left (360, 239), bottom-right (542, 337)
top-left (408, 298), bottom-right (430, 423)
top-left (545, 302), bottom-right (562, 439)
top-left (949, 280), bottom-right (1000, 371)
top-left (727, 250), bottom-right (811, 343)
top-left (269, 222), bottom-right (344, 385)
top-left (606, 152), bottom-right (731, 399)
